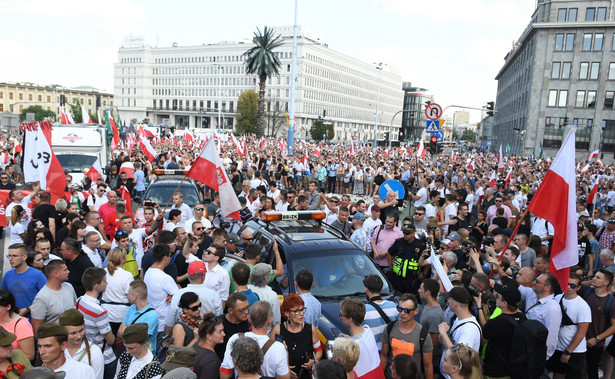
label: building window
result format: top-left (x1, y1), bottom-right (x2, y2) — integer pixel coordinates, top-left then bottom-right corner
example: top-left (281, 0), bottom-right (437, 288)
top-left (543, 117), bottom-right (564, 148)
top-left (583, 34), bottom-right (593, 51)
top-left (580, 62), bottom-right (589, 79)
top-left (552, 62), bottom-right (561, 78)
top-left (555, 34), bottom-right (565, 51)
top-left (603, 120), bottom-right (615, 153)
top-left (587, 91), bottom-right (597, 108)
top-left (9, 93), bottom-right (13, 100)
top-left (548, 90), bottom-right (558, 106)
top-left (18, 93), bottom-right (23, 100)
top-left (565, 34), bottom-right (575, 51)
top-left (576, 123), bottom-right (592, 150)
top-left (38, 95), bottom-right (41, 101)
top-left (557, 8), bottom-right (567, 22)
top-left (586, 7), bottom-right (596, 21)
top-left (562, 62), bottom-right (572, 79)
top-left (569, 8), bottom-right (578, 21)
top-left (576, 90), bottom-right (586, 107)
top-left (605, 91), bottom-right (614, 108)
top-left (559, 90), bottom-right (568, 107)
top-left (0, 93), bottom-right (3, 99)
top-left (598, 7), bottom-right (607, 21)
top-left (0, 104), bottom-right (3, 111)
top-left (590, 62), bottom-right (600, 79)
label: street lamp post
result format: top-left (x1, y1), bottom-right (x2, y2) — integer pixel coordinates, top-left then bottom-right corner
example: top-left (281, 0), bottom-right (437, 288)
top-left (374, 63), bottom-right (383, 147)
top-left (217, 64), bottom-right (222, 134)
top-left (287, 0), bottom-right (299, 155)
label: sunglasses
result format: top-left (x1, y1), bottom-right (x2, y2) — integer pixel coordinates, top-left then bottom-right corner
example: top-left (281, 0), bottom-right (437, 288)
top-left (243, 237), bottom-right (253, 241)
top-left (397, 306), bottom-right (417, 314)
top-left (568, 283), bottom-right (579, 289)
top-left (205, 250), bottom-right (215, 255)
top-left (188, 303), bottom-right (201, 311)
top-left (415, 213), bottom-right (424, 216)
top-left (195, 227), bottom-right (204, 231)
top-left (452, 344), bottom-right (467, 371)
top-left (194, 208), bottom-right (204, 211)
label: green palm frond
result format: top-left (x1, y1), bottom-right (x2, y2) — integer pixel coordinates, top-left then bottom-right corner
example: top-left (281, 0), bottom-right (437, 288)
top-left (244, 26), bottom-right (283, 77)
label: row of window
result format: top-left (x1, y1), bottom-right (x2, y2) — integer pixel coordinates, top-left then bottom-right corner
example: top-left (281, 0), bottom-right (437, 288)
top-left (151, 51), bottom-right (293, 65)
top-left (0, 92), bottom-right (101, 105)
top-left (153, 77), bottom-right (258, 87)
top-left (557, 7), bottom-right (607, 22)
top-left (552, 61), bottom-right (615, 80)
top-left (151, 88), bottom-right (243, 98)
top-left (152, 99), bottom-right (236, 113)
top-left (554, 32), bottom-right (612, 52)
top-left (547, 89), bottom-right (615, 109)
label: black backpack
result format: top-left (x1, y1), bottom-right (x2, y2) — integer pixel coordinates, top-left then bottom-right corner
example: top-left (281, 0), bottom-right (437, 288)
top-left (504, 315), bottom-right (548, 379)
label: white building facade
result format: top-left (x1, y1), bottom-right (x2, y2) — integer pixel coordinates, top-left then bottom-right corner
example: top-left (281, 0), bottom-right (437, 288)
top-left (114, 26), bottom-right (403, 143)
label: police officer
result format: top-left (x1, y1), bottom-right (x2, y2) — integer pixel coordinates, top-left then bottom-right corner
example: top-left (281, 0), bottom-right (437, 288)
top-left (387, 224), bottom-right (428, 294)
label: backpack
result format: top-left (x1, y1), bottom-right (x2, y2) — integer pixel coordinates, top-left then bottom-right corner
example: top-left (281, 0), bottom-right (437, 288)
top-left (504, 315), bottom-right (548, 379)
top-left (386, 321), bottom-right (429, 366)
top-left (582, 287), bottom-right (614, 328)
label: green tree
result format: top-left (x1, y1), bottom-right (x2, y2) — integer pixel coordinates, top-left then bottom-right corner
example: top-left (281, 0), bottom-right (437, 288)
top-left (19, 105), bottom-right (56, 122)
top-left (243, 26), bottom-right (283, 137)
top-left (69, 101), bottom-right (82, 123)
top-left (310, 120), bottom-right (334, 141)
top-left (461, 129), bottom-right (476, 142)
top-left (236, 90), bottom-right (259, 134)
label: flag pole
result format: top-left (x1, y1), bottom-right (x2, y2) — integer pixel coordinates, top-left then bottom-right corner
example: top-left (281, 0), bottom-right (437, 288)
top-left (162, 174), bottom-right (189, 213)
top-left (488, 207), bottom-right (530, 278)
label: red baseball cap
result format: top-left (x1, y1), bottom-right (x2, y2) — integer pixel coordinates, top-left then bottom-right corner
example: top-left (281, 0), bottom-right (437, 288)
top-left (187, 261), bottom-right (206, 276)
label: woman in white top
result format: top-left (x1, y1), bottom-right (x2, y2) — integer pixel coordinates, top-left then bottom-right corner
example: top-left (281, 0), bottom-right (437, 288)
top-left (102, 248), bottom-right (133, 338)
top-left (8, 205), bottom-right (28, 244)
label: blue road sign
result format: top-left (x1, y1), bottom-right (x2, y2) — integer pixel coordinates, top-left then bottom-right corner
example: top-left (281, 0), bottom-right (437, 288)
top-left (379, 180), bottom-right (405, 201)
top-left (435, 131), bottom-right (444, 141)
top-left (426, 120), bottom-right (440, 133)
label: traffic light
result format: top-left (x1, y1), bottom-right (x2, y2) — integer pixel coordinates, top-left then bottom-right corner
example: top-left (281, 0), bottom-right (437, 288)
top-left (486, 101), bottom-right (495, 117)
top-left (430, 135), bottom-right (438, 153)
top-left (59, 95), bottom-right (66, 106)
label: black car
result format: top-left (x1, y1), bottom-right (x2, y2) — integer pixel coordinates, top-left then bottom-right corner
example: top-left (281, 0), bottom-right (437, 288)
top-left (141, 170), bottom-right (203, 216)
top-left (237, 210), bottom-right (395, 346)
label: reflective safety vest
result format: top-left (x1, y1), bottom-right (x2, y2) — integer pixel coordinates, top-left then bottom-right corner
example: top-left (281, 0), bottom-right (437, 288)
top-left (123, 246), bottom-right (139, 280)
top-left (392, 256), bottom-right (420, 278)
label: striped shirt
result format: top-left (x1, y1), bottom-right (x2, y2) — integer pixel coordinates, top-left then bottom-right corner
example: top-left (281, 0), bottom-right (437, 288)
top-left (76, 294), bottom-right (115, 364)
top-left (363, 299), bottom-right (399, 351)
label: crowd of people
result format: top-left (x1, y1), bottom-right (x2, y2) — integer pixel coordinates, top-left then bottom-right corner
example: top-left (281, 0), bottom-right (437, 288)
top-left (0, 132), bottom-right (614, 379)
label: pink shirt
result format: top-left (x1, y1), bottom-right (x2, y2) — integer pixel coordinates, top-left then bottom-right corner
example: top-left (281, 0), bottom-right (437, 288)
top-left (371, 226), bottom-right (403, 267)
top-left (486, 204), bottom-right (512, 225)
top-left (1, 317), bottom-right (33, 349)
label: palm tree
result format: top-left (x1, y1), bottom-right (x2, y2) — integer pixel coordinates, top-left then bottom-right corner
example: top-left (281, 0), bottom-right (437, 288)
top-left (244, 26), bottom-right (283, 137)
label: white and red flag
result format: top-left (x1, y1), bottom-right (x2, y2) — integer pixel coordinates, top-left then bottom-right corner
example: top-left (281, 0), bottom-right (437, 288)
top-left (581, 163), bottom-right (590, 173)
top-left (187, 138), bottom-right (241, 220)
top-left (350, 140), bottom-right (355, 157)
top-left (97, 110), bottom-right (103, 126)
top-left (258, 137), bottom-right (266, 149)
top-left (527, 129), bottom-right (578, 291)
top-left (80, 104), bottom-right (93, 124)
top-left (503, 168), bottom-right (513, 188)
top-left (61, 105), bottom-right (75, 125)
top-left (118, 186), bottom-right (133, 215)
top-left (488, 171), bottom-right (497, 187)
top-left (86, 158), bottom-right (104, 182)
top-left (23, 123), bottom-right (66, 196)
top-left (451, 150), bottom-right (456, 162)
top-left (587, 178), bottom-right (599, 205)
top-left (416, 140), bottom-right (425, 158)
top-left (313, 148), bottom-right (321, 157)
top-left (587, 149), bottom-right (600, 160)
top-left (597, 159), bottom-right (604, 167)
top-left (139, 138), bottom-right (158, 162)
top-left (498, 145), bottom-right (503, 172)
top-left (466, 161), bottom-right (475, 170)
top-left (107, 111), bottom-right (120, 149)
top-left (119, 161), bottom-right (135, 179)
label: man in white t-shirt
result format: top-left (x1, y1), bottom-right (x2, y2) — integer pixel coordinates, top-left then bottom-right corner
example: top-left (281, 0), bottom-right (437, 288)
top-left (363, 205), bottom-right (382, 255)
top-left (220, 301), bottom-right (290, 379)
top-left (143, 244), bottom-right (177, 359)
top-left (412, 179), bottom-right (428, 208)
top-left (438, 287), bottom-right (481, 353)
top-left (546, 273), bottom-right (591, 378)
top-left (5, 182), bottom-right (40, 219)
top-left (86, 184), bottom-right (109, 212)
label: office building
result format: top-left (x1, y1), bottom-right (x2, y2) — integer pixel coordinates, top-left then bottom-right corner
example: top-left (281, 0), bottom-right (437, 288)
top-left (401, 83), bottom-right (433, 141)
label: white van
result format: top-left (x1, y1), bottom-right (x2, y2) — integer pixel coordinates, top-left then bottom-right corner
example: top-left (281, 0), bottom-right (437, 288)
top-left (51, 123), bottom-right (108, 185)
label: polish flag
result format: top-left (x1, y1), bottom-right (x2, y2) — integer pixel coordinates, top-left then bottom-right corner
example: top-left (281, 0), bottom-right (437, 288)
top-left (503, 168), bottom-right (513, 188)
top-left (119, 161), bottom-right (135, 179)
top-left (597, 159), bottom-right (604, 167)
top-left (498, 145), bottom-right (503, 172)
top-left (587, 178), bottom-right (599, 205)
top-left (581, 163), bottom-right (590, 173)
top-left (187, 138), bottom-right (241, 220)
top-left (107, 111), bottom-right (120, 149)
top-left (61, 105), bottom-right (74, 125)
top-left (467, 161), bottom-right (475, 170)
top-left (32, 126), bottom-right (66, 196)
top-left (258, 137), bottom-right (266, 149)
top-left (301, 154), bottom-right (309, 169)
top-left (97, 110), bottom-right (103, 126)
top-left (241, 137), bottom-right (247, 156)
top-left (587, 149), bottom-right (600, 160)
top-left (451, 150), bottom-right (456, 162)
top-left (139, 138), bottom-right (158, 162)
top-left (80, 104), bottom-right (93, 124)
top-left (488, 171), bottom-right (497, 187)
top-left (313, 148), bottom-right (321, 157)
top-left (184, 131), bottom-right (195, 145)
top-left (350, 140), bottom-right (355, 157)
top-left (527, 129), bottom-right (578, 291)
top-left (13, 143), bottom-right (22, 154)
top-left (86, 158), bottom-right (104, 182)
top-left (229, 134), bottom-right (243, 155)
top-left (416, 140), bottom-right (425, 158)
top-left (118, 186), bottom-right (133, 215)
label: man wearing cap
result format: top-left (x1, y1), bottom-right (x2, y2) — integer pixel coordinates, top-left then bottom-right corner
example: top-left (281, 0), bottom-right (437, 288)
top-left (31, 259), bottom-right (77, 334)
top-left (446, 232), bottom-right (465, 269)
top-left (480, 283), bottom-right (526, 378)
top-left (349, 213), bottom-right (368, 252)
top-left (598, 218), bottom-right (615, 252)
top-left (59, 309), bottom-right (104, 379)
top-left (1, 243), bottom-right (47, 318)
top-left (248, 264), bottom-right (282, 327)
top-left (37, 322), bottom-right (96, 377)
top-left (160, 345), bottom-right (196, 377)
top-left (437, 287), bottom-right (481, 353)
top-left (115, 323), bottom-right (164, 379)
top-left (387, 224), bottom-right (427, 294)
top-left (118, 280), bottom-right (158, 356)
top-left (164, 261), bottom-right (223, 335)
top-left (225, 233), bottom-right (242, 257)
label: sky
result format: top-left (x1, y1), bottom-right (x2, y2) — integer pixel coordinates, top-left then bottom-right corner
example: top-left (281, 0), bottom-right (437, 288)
top-left (0, 0), bottom-right (536, 123)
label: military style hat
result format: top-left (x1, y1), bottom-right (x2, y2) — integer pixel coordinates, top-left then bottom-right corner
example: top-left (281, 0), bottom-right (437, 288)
top-left (58, 309), bottom-right (84, 326)
top-left (37, 323), bottom-right (68, 339)
top-left (0, 326), bottom-right (16, 346)
top-left (161, 346), bottom-right (197, 371)
top-left (123, 323), bottom-right (149, 344)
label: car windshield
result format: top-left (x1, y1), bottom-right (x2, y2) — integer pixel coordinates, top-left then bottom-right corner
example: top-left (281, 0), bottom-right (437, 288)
top-left (144, 183), bottom-right (201, 206)
top-left (291, 250), bottom-right (391, 297)
top-left (56, 154), bottom-right (97, 172)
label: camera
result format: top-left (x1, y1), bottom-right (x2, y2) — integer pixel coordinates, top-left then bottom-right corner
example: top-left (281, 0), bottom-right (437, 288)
top-left (467, 283), bottom-right (482, 297)
top-left (144, 201), bottom-right (154, 207)
top-left (482, 236), bottom-right (494, 247)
